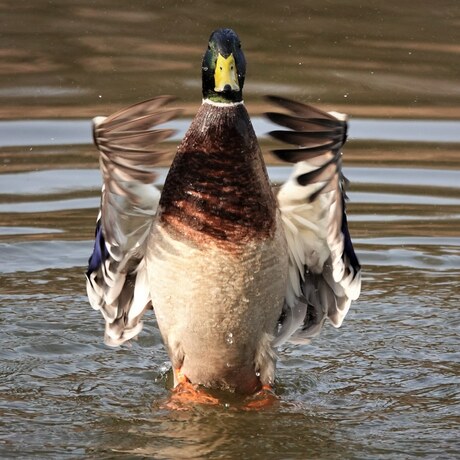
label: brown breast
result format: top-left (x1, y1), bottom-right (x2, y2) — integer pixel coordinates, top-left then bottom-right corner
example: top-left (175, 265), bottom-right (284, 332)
top-left (159, 102), bottom-right (277, 249)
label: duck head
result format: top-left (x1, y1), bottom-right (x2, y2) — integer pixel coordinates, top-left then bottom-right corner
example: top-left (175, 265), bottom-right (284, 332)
top-left (202, 28), bottom-right (246, 103)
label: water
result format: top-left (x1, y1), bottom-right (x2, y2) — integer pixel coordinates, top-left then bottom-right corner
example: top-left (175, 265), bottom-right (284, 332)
top-left (3, 118), bottom-right (460, 148)
top-left (1, 1), bottom-right (460, 459)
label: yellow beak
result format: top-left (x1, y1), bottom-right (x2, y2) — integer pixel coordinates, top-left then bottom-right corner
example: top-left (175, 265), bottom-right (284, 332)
top-left (214, 53), bottom-right (239, 92)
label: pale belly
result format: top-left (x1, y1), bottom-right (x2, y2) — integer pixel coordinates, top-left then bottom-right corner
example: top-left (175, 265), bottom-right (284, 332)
top-left (146, 218), bottom-right (288, 393)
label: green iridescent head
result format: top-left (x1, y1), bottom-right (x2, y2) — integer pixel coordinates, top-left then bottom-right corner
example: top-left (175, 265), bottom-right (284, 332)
top-left (202, 28), bottom-right (246, 103)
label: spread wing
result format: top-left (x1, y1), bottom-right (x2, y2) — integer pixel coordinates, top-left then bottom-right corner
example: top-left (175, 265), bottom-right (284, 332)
top-left (265, 95), bottom-right (361, 345)
top-left (86, 96), bottom-right (180, 346)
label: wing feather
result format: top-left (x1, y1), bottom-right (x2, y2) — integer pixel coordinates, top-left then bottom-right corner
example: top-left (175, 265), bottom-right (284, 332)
top-left (266, 96), bottom-right (361, 346)
top-left (86, 96), bottom-right (180, 346)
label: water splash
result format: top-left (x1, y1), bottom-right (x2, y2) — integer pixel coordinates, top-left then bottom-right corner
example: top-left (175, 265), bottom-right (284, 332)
top-left (226, 332), bottom-right (234, 345)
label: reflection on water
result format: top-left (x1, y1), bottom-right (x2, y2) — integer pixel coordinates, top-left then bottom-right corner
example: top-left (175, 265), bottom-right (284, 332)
top-left (1, 0), bottom-right (460, 459)
top-left (2, 117), bottom-right (460, 148)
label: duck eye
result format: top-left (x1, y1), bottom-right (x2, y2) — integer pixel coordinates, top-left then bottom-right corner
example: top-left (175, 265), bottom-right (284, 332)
top-left (220, 66), bottom-right (223, 70)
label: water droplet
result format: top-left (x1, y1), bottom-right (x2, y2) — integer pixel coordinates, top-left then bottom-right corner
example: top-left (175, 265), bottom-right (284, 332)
top-left (226, 332), bottom-right (234, 345)
top-left (255, 371), bottom-right (261, 377)
top-left (159, 362), bottom-right (170, 373)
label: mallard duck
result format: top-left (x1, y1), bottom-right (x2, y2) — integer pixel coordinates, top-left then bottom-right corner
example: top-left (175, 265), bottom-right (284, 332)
top-left (86, 28), bottom-right (361, 398)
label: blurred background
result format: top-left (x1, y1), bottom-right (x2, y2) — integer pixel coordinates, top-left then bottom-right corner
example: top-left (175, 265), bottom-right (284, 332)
top-left (1, 0), bottom-right (459, 118)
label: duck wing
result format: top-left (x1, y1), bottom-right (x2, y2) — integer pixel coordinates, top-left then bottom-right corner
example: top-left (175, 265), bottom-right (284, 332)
top-left (86, 96), bottom-right (180, 346)
top-left (265, 95), bottom-right (361, 345)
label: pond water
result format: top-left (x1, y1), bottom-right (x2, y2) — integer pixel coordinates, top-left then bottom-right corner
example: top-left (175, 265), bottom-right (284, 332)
top-left (1, 1), bottom-right (459, 459)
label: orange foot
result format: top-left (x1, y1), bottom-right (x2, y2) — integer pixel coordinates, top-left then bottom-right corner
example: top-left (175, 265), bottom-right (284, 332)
top-left (164, 368), bottom-right (220, 410)
top-left (244, 385), bottom-right (278, 410)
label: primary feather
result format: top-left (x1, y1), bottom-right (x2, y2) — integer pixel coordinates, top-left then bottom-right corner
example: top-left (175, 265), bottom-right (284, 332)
top-left (86, 96), bottom-right (180, 346)
top-left (266, 96), bottom-right (361, 345)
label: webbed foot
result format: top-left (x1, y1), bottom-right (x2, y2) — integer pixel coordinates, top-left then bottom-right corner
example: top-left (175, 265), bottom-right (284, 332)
top-left (243, 385), bottom-right (278, 410)
top-left (164, 368), bottom-right (220, 410)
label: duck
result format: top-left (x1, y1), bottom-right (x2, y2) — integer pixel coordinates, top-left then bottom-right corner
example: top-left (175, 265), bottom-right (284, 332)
top-left (86, 28), bottom-right (361, 400)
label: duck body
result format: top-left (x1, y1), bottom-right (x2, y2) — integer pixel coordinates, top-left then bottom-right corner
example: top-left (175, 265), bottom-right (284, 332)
top-left (147, 101), bottom-right (288, 393)
top-left (86, 28), bottom-right (361, 400)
